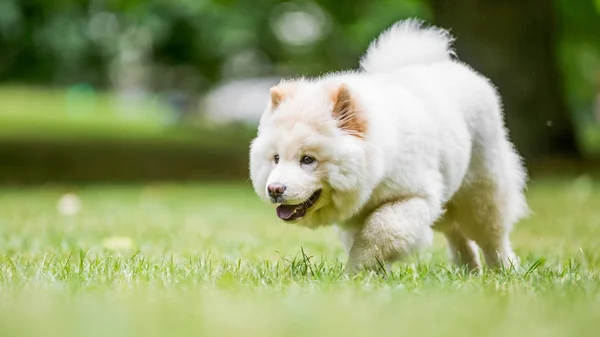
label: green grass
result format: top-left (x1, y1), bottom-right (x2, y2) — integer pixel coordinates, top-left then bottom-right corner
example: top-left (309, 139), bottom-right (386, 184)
top-left (0, 85), bottom-right (258, 147)
top-left (1, 178), bottom-right (599, 337)
top-left (0, 85), bottom-right (179, 140)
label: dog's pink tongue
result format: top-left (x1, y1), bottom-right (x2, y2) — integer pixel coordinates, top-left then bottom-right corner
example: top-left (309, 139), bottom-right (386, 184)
top-left (276, 205), bottom-right (296, 220)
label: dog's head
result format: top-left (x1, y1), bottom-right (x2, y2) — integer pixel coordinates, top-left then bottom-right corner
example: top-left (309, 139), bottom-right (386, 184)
top-left (249, 79), bottom-right (372, 228)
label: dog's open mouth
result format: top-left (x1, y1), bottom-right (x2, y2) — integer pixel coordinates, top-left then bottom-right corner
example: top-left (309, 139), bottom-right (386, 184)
top-left (276, 190), bottom-right (321, 221)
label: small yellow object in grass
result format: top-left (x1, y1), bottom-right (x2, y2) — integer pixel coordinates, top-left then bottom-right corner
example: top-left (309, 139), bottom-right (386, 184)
top-left (57, 193), bottom-right (82, 216)
top-left (102, 236), bottom-right (134, 251)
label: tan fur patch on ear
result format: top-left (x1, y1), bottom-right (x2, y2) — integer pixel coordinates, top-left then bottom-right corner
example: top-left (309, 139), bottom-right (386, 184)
top-left (331, 84), bottom-right (367, 138)
top-left (270, 87), bottom-right (285, 110)
top-left (269, 81), bottom-right (302, 110)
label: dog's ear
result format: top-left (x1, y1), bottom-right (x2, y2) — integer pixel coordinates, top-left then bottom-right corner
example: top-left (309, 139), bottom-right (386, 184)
top-left (270, 87), bottom-right (285, 110)
top-left (269, 80), bottom-right (307, 111)
top-left (269, 82), bottom-right (300, 110)
top-left (331, 84), bottom-right (366, 138)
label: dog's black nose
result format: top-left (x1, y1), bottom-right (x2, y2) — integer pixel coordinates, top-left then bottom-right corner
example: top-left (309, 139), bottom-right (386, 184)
top-left (267, 183), bottom-right (286, 199)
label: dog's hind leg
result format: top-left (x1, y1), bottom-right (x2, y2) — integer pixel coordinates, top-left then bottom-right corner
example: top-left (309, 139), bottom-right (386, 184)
top-left (433, 207), bottom-right (481, 273)
top-left (452, 181), bottom-right (522, 271)
top-left (444, 228), bottom-right (481, 272)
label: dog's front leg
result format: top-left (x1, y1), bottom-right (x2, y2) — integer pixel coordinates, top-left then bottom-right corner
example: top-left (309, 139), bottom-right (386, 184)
top-left (346, 197), bottom-right (439, 273)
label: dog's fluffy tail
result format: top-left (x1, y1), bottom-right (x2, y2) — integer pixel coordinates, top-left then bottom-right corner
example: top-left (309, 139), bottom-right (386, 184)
top-left (360, 19), bottom-right (455, 73)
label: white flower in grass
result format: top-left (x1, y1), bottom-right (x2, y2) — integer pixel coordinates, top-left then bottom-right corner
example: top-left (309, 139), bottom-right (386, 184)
top-left (57, 193), bottom-right (82, 216)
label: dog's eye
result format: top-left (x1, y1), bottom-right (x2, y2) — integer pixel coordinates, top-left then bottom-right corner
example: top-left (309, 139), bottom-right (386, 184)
top-left (300, 155), bottom-right (316, 165)
top-left (273, 154), bottom-right (280, 164)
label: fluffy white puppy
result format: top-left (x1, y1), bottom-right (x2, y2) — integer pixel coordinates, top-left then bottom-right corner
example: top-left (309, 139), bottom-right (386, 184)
top-left (249, 19), bottom-right (529, 273)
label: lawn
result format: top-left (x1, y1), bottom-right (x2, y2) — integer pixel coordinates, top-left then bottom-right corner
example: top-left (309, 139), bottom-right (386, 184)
top-left (0, 85), bottom-right (258, 183)
top-left (0, 85), bottom-right (254, 147)
top-left (0, 85), bottom-right (177, 140)
top-left (0, 178), bottom-right (599, 337)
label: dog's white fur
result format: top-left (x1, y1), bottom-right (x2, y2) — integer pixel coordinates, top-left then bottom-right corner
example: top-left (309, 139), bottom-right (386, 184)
top-left (249, 19), bottom-right (529, 273)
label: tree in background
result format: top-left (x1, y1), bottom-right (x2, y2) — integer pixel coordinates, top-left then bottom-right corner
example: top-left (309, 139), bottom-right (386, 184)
top-left (430, 0), bottom-right (580, 161)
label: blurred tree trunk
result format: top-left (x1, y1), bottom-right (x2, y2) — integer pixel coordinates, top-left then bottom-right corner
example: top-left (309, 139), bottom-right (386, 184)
top-left (430, 0), bottom-right (580, 162)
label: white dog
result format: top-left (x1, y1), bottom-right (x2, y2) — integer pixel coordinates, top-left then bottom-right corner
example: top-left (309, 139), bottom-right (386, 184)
top-left (249, 19), bottom-right (528, 273)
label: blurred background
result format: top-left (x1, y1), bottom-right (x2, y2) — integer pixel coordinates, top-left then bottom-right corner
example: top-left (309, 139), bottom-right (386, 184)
top-left (0, 0), bottom-right (599, 184)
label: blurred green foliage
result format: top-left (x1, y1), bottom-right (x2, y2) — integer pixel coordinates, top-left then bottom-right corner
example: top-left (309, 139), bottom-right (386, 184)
top-left (1, 0), bottom-right (599, 119)
top-left (0, 0), bottom-right (427, 91)
top-left (557, 0), bottom-right (600, 123)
